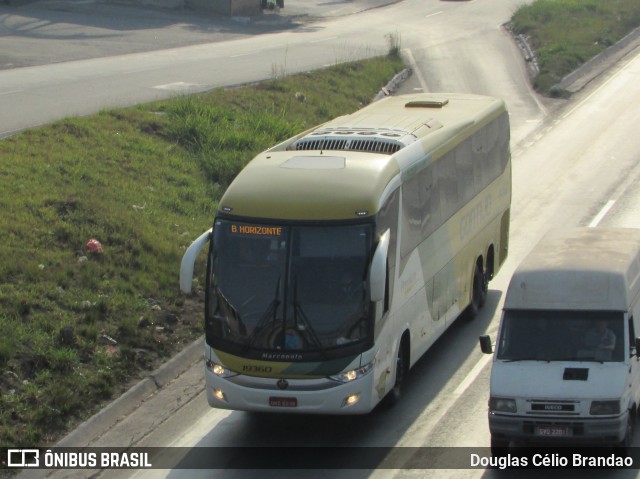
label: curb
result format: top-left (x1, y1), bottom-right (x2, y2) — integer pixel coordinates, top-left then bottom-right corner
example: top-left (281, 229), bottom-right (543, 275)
top-left (55, 336), bottom-right (203, 448)
top-left (373, 67), bottom-right (412, 101)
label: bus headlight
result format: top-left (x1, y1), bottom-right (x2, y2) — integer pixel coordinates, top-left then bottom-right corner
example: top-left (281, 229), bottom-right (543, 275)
top-left (212, 388), bottom-right (228, 402)
top-left (330, 361), bottom-right (374, 383)
top-left (341, 393), bottom-right (360, 407)
top-left (590, 400), bottom-right (620, 415)
top-left (489, 397), bottom-right (517, 413)
top-left (206, 359), bottom-right (238, 378)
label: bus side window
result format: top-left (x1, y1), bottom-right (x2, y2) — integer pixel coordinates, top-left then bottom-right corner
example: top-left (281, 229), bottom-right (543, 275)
top-left (372, 257), bottom-right (390, 323)
top-left (437, 151), bottom-right (459, 222)
top-left (377, 188), bottom-right (399, 309)
top-left (384, 259), bottom-right (390, 314)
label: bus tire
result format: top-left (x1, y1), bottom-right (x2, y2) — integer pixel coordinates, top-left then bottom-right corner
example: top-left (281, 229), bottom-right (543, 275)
top-left (383, 337), bottom-right (408, 408)
top-left (465, 263), bottom-right (486, 320)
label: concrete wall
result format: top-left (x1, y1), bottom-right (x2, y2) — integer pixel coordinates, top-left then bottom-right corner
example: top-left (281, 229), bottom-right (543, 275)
top-left (108, 0), bottom-right (262, 15)
top-left (185, 0), bottom-right (261, 15)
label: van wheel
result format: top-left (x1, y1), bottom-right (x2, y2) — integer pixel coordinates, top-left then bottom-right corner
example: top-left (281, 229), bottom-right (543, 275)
top-left (465, 264), bottom-right (486, 320)
top-left (617, 413), bottom-right (634, 455)
top-left (383, 339), bottom-right (408, 408)
top-left (490, 436), bottom-right (509, 457)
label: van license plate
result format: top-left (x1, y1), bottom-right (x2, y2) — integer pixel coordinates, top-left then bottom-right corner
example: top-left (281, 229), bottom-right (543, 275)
top-left (535, 425), bottom-right (570, 437)
top-left (269, 397), bottom-right (297, 407)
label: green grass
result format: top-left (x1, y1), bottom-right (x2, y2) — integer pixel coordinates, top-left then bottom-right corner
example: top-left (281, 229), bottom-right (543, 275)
top-left (0, 54), bottom-right (405, 447)
top-left (512, 0), bottom-right (640, 95)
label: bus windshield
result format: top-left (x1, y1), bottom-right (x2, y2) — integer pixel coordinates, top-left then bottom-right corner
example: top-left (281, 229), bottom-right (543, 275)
top-left (207, 219), bottom-right (374, 357)
top-left (497, 310), bottom-right (624, 362)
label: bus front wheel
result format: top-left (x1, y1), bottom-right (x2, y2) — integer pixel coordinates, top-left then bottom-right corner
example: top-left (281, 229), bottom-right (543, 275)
top-left (383, 338), bottom-right (408, 408)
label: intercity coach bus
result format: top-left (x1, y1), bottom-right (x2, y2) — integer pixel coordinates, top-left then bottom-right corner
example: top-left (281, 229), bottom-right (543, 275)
top-left (180, 93), bottom-right (511, 414)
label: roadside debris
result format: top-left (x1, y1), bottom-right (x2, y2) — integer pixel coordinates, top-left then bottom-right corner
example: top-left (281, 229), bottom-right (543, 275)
top-left (85, 238), bottom-right (104, 254)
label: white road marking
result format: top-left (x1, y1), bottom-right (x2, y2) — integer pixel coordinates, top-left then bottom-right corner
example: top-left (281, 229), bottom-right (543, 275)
top-left (310, 37), bottom-right (338, 44)
top-left (589, 200), bottom-right (616, 227)
top-left (453, 353), bottom-right (492, 396)
top-left (154, 82), bottom-right (201, 91)
top-left (0, 89), bottom-right (25, 96)
top-left (401, 48), bottom-right (429, 92)
top-left (230, 51), bottom-right (261, 58)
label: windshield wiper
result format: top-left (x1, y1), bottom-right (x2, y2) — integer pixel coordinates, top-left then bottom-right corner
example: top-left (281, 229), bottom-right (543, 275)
top-left (214, 287), bottom-right (247, 336)
top-left (244, 276), bottom-right (281, 351)
top-left (292, 275), bottom-right (326, 357)
top-left (500, 356), bottom-right (545, 362)
top-left (564, 356), bottom-right (606, 364)
top-left (501, 355), bottom-right (605, 363)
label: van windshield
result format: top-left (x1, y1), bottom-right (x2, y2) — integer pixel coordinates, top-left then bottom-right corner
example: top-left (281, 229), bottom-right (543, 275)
top-left (497, 310), bottom-right (624, 362)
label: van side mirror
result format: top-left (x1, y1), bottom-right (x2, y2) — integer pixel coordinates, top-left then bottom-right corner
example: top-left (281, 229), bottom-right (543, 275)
top-left (479, 335), bottom-right (493, 354)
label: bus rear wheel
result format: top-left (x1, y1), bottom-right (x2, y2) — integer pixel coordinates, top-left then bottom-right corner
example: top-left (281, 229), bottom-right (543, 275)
top-left (465, 263), bottom-right (487, 320)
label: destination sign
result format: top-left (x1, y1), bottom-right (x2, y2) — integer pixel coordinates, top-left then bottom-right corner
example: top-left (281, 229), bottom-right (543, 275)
top-left (230, 224), bottom-right (283, 236)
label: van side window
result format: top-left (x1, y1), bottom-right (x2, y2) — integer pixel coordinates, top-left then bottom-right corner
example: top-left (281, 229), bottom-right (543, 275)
top-left (630, 316), bottom-right (637, 356)
top-left (633, 301), bottom-right (640, 344)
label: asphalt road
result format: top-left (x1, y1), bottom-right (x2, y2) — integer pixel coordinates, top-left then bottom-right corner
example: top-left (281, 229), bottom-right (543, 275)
top-left (0, 0), bottom-right (393, 70)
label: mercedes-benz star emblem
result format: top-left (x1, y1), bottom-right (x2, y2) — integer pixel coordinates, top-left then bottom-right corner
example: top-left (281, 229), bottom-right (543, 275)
top-left (277, 379), bottom-right (289, 390)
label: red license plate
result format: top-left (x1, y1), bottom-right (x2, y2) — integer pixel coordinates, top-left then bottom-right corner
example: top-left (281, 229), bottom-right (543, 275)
top-left (535, 425), bottom-right (570, 437)
top-left (269, 397), bottom-right (297, 407)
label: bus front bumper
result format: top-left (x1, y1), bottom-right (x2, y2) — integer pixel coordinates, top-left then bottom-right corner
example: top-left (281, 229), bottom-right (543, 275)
top-left (205, 366), bottom-right (381, 415)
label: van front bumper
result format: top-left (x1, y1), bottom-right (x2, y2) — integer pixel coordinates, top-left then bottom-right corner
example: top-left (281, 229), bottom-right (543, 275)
top-left (489, 411), bottom-right (628, 445)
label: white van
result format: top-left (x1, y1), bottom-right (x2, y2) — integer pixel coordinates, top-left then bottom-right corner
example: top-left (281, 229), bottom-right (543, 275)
top-left (480, 228), bottom-right (640, 454)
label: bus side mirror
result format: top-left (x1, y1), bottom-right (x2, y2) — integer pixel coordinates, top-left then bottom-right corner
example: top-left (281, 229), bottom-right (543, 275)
top-left (180, 229), bottom-right (212, 293)
top-left (635, 337), bottom-right (640, 358)
top-left (479, 335), bottom-right (493, 354)
top-left (369, 230), bottom-right (390, 303)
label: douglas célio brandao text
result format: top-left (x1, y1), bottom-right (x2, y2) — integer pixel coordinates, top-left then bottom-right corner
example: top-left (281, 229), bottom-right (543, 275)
top-left (470, 452), bottom-right (633, 469)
